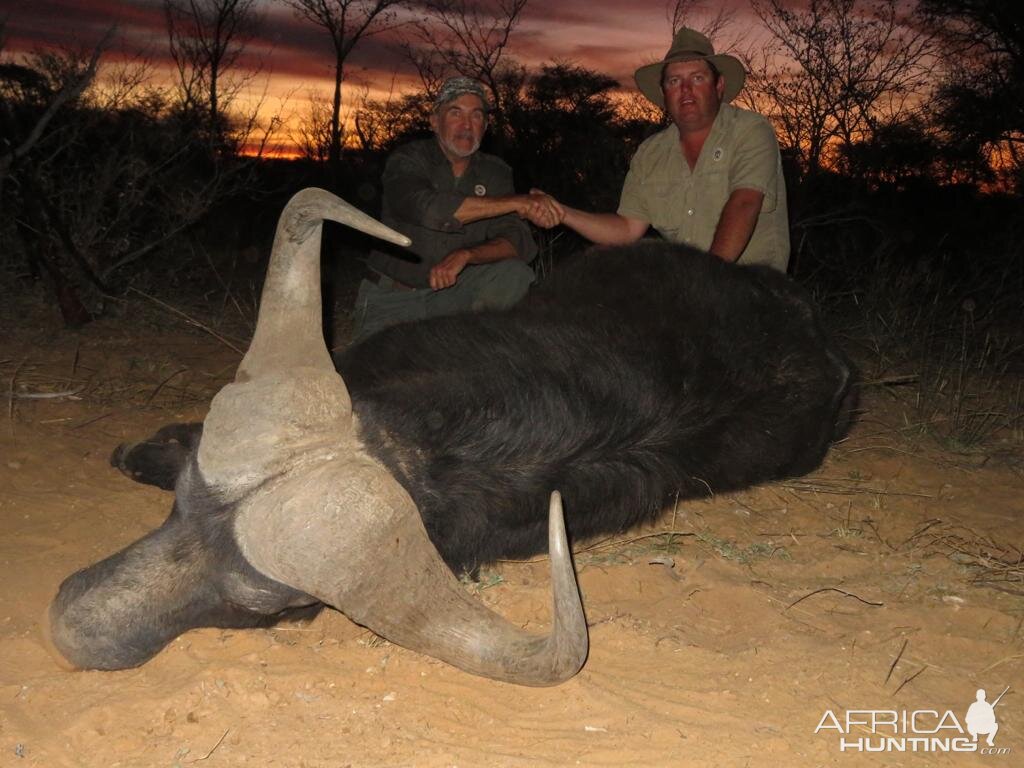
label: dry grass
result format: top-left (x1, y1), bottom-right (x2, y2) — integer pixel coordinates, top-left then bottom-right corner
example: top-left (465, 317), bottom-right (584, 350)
top-left (2, 356), bottom-right (226, 412)
top-left (921, 523), bottom-right (1024, 596)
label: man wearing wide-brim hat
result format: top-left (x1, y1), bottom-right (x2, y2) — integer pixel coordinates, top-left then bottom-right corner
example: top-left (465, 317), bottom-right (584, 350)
top-left (543, 28), bottom-right (789, 271)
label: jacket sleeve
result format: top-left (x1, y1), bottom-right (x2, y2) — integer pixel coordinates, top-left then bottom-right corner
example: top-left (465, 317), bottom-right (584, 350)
top-left (382, 146), bottom-right (465, 233)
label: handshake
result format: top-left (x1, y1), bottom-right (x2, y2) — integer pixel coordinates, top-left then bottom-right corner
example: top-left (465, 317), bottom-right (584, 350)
top-left (514, 190), bottom-right (565, 229)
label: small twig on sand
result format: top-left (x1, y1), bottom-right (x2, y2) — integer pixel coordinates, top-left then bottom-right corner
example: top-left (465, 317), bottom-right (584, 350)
top-left (7, 358), bottom-right (27, 427)
top-left (899, 519), bottom-right (944, 549)
top-left (980, 654), bottom-right (1024, 675)
top-left (786, 586), bottom-right (884, 611)
top-left (497, 529), bottom-right (698, 565)
top-left (579, 530), bottom-right (697, 554)
top-left (129, 287), bottom-right (244, 355)
top-left (71, 412), bottom-right (113, 430)
top-left (892, 666), bottom-right (928, 696)
top-left (146, 368), bottom-right (189, 405)
top-left (7, 386), bottom-right (86, 400)
top-left (859, 374), bottom-right (919, 388)
top-left (885, 638), bottom-right (908, 684)
top-left (781, 478), bottom-right (935, 499)
top-left (191, 728), bottom-right (230, 762)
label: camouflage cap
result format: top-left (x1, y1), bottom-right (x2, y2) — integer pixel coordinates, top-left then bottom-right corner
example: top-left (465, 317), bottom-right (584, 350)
top-left (433, 76), bottom-right (492, 112)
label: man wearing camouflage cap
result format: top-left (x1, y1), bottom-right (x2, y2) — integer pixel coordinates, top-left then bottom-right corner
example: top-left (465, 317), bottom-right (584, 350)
top-left (354, 77), bottom-right (558, 341)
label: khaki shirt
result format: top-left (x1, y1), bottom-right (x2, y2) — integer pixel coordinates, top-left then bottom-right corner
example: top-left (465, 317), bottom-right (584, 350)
top-left (367, 138), bottom-right (536, 288)
top-left (618, 104), bottom-right (790, 271)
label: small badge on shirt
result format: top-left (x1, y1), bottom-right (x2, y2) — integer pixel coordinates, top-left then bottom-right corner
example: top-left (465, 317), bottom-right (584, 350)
top-left (474, 184), bottom-right (487, 196)
top-left (713, 147), bottom-right (724, 162)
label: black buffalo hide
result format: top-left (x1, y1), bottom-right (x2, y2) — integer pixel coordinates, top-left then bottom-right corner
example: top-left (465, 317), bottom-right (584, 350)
top-left (338, 241), bottom-right (854, 574)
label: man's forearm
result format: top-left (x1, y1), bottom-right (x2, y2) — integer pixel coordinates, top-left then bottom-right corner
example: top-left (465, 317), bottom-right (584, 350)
top-left (561, 207), bottom-right (648, 245)
top-left (428, 238), bottom-right (518, 290)
top-left (709, 189), bottom-right (764, 263)
top-left (461, 237), bottom-right (518, 264)
top-left (454, 194), bottom-right (561, 228)
top-left (454, 196), bottom-right (529, 225)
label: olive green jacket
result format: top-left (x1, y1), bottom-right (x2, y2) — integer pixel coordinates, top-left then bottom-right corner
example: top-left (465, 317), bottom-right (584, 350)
top-left (367, 139), bottom-right (536, 288)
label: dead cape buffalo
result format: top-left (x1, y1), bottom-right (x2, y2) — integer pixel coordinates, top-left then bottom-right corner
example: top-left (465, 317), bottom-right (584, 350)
top-left (48, 188), bottom-right (855, 686)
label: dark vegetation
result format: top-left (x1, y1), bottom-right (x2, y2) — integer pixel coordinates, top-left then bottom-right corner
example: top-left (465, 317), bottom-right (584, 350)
top-left (1, 0), bottom-right (1022, 456)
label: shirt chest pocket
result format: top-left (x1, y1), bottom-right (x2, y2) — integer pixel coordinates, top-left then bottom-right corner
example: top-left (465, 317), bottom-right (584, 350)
top-left (647, 166), bottom-right (730, 245)
top-left (643, 181), bottom-right (686, 238)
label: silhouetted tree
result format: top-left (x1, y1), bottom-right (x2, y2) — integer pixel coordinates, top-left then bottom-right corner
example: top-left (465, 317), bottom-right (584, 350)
top-left (505, 64), bottom-right (623, 207)
top-left (747, 0), bottom-right (936, 179)
top-left (352, 86), bottom-right (431, 153)
top-left (401, 0), bottom-right (528, 144)
top-left (838, 118), bottom-right (942, 188)
top-left (918, 0), bottom-right (1024, 191)
top-left (1, 42), bottom-right (260, 326)
top-left (294, 81), bottom-right (372, 163)
top-left (665, 0), bottom-right (737, 39)
top-left (281, 0), bottom-right (408, 166)
top-left (164, 0), bottom-right (262, 149)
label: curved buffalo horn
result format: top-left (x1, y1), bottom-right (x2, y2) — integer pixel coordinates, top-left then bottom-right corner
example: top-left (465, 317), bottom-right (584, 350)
top-left (240, 187), bottom-right (410, 380)
top-left (236, 471), bottom-right (589, 686)
top-left (198, 188), bottom-right (410, 490)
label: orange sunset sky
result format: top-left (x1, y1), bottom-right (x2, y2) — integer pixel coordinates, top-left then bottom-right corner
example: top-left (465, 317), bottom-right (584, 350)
top-left (3, 0), bottom-right (762, 152)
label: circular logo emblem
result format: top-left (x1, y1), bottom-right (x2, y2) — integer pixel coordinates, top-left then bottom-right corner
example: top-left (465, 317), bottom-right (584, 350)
top-left (474, 184), bottom-right (487, 196)
top-left (713, 147), bottom-right (724, 162)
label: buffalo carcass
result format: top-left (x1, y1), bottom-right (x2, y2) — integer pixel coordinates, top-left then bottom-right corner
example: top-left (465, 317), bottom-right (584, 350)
top-left (48, 188), bottom-right (855, 686)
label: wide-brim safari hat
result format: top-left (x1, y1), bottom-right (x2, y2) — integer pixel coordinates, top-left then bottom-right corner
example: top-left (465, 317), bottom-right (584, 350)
top-left (634, 27), bottom-right (746, 109)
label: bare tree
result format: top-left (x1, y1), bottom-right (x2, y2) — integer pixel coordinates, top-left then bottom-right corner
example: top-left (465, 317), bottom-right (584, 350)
top-left (294, 81), bottom-right (373, 161)
top-left (1, 42), bottom-right (266, 326)
top-left (746, 0), bottom-right (937, 177)
top-left (351, 75), bottom-right (431, 152)
top-left (164, 0), bottom-right (262, 145)
top-left (281, 0), bottom-right (408, 165)
top-left (293, 90), bottom-right (334, 162)
top-left (401, 0), bottom-right (528, 137)
top-left (665, 0), bottom-right (736, 40)
top-left (917, 0), bottom-right (1024, 190)
top-left (0, 30), bottom-right (109, 185)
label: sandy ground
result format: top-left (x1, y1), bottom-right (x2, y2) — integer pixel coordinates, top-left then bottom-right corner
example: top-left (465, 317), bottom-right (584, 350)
top-left (1, 296), bottom-right (1022, 768)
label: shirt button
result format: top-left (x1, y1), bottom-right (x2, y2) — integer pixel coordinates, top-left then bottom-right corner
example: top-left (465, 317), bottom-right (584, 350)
top-left (686, 209), bottom-right (694, 216)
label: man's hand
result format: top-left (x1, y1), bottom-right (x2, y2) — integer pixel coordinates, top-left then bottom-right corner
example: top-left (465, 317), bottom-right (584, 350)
top-left (518, 191), bottom-right (564, 229)
top-left (529, 189), bottom-right (646, 245)
top-left (429, 248), bottom-right (471, 290)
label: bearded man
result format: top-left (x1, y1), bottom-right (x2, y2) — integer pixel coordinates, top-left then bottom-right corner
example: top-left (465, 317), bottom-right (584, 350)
top-left (353, 77), bottom-right (557, 341)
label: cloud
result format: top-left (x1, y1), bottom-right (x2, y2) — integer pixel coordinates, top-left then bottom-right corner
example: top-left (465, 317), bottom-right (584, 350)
top-left (2, 0), bottom-right (757, 118)
top-left (5, 0), bottom-right (166, 54)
